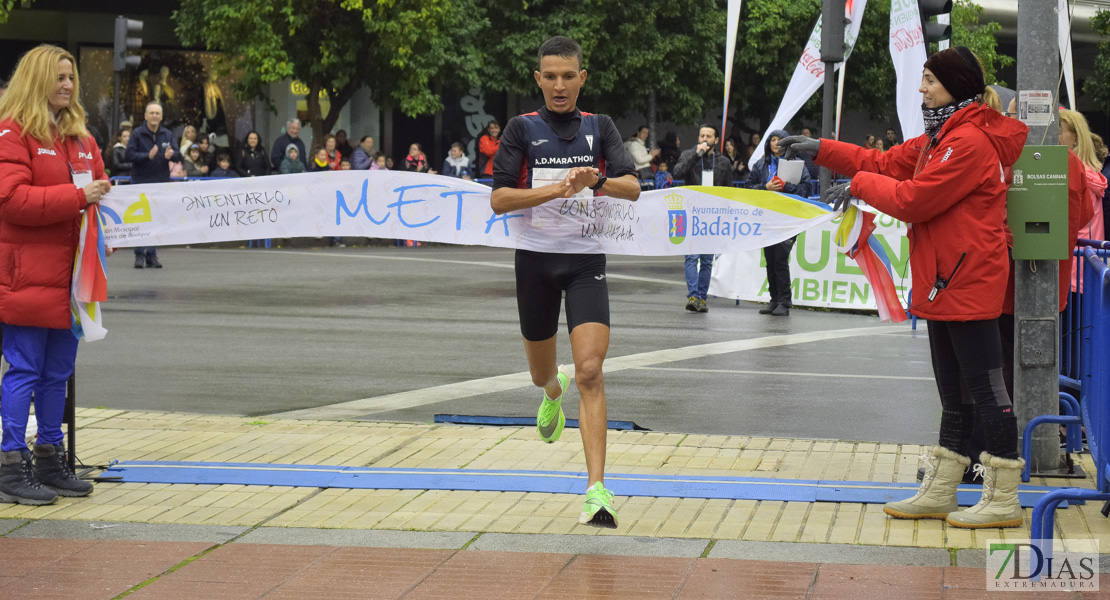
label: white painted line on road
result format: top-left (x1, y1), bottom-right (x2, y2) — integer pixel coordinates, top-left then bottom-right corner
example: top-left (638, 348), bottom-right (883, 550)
top-left (269, 325), bottom-right (904, 420)
top-left (631, 366), bottom-right (933, 381)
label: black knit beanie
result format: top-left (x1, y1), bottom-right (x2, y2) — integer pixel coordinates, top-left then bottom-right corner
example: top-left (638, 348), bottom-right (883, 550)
top-left (923, 46), bottom-right (985, 103)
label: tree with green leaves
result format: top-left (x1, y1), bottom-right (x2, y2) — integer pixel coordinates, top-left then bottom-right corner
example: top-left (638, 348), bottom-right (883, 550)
top-left (476, 0), bottom-right (726, 132)
top-left (173, 0), bottom-right (485, 142)
top-left (950, 0), bottom-right (1013, 86)
top-left (1084, 9), bottom-right (1110, 114)
top-left (0, 0), bottom-right (29, 25)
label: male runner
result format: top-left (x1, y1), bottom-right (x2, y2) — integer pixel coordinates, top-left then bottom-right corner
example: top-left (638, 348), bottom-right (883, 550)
top-left (490, 36), bottom-right (639, 528)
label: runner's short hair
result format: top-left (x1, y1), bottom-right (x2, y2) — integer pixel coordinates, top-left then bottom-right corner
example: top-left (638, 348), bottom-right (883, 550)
top-left (538, 36), bottom-right (583, 70)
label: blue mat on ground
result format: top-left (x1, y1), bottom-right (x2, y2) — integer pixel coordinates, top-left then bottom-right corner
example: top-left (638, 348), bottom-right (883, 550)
top-left (432, 414), bottom-right (646, 430)
top-left (98, 461), bottom-right (1065, 507)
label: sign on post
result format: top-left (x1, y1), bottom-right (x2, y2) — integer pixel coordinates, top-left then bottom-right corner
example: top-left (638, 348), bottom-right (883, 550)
top-left (1008, 145), bottom-right (1069, 260)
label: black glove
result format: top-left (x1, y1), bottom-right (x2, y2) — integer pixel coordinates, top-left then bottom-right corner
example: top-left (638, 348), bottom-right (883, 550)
top-left (826, 182), bottom-right (854, 213)
top-left (778, 135), bottom-right (820, 160)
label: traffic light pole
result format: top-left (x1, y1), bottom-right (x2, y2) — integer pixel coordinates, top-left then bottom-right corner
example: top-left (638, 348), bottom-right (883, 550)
top-left (111, 15), bottom-right (143, 144)
top-left (820, 0), bottom-right (845, 199)
top-left (1015, 0), bottom-right (1062, 475)
top-left (111, 71), bottom-right (121, 146)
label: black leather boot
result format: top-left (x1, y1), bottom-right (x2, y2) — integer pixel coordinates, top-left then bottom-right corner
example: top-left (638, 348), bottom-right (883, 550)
top-left (33, 443), bottom-right (93, 497)
top-left (0, 450), bottom-right (58, 505)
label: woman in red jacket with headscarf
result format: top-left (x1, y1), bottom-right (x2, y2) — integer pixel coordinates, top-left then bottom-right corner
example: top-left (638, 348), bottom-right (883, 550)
top-left (0, 45), bottom-right (111, 505)
top-left (779, 47), bottom-right (1030, 529)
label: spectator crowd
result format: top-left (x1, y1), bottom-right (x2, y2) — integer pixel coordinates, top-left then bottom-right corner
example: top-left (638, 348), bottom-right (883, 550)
top-left (102, 115), bottom-right (481, 184)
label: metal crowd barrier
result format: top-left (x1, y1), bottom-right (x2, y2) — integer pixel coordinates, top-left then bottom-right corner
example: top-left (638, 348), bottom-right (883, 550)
top-left (1030, 243), bottom-right (1110, 542)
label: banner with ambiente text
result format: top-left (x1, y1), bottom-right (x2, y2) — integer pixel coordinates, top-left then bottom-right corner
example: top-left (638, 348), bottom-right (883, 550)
top-left (710, 209), bottom-right (912, 312)
top-left (98, 171), bottom-right (836, 256)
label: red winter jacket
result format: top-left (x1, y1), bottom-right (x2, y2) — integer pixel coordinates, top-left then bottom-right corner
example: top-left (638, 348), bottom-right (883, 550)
top-left (816, 103), bottom-right (1028, 321)
top-left (0, 119), bottom-right (106, 328)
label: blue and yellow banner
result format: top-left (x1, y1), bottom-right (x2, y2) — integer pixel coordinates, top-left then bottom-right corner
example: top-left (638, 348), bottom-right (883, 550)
top-left (98, 172), bottom-right (836, 256)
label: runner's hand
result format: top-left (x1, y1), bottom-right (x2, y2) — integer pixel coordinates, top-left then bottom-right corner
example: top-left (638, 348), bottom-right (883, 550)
top-left (563, 167), bottom-right (598, 196)
top-left (778, 135), bottom-right (820, 160)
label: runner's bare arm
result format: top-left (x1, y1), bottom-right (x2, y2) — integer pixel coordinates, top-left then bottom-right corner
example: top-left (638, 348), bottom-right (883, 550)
top-left (490, 181), bottom-right (573, 214)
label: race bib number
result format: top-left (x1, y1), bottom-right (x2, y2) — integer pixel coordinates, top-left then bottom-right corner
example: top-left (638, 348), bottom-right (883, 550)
top-left (531, 167), bottom-right (591, 228)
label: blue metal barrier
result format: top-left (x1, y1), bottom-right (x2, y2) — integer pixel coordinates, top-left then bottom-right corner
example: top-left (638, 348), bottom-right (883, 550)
top-left (1031, 246), bottom-right (1110, 543)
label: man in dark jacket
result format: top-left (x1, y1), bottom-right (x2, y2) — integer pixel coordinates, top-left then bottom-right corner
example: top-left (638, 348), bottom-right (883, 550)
top-left (672, 124), bottom-right (733, 313)
top-left (124, 102), bottom-right (179, 268)
top-left (744, 128), bottom-right (812, 316)
top-left (269, 118), bottom-right (307, 172)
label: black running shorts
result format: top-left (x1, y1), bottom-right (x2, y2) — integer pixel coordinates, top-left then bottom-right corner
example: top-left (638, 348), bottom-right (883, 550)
top-left (515, 249), bottom-right (610, 341)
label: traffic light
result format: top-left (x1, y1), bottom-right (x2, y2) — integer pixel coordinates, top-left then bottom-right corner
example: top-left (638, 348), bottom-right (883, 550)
top-left (821, 0), bottom-right (846, 63)
top-left (918, 0), bottom-right (952, 46)
top-left (113, 16), bottom-right (143, 72)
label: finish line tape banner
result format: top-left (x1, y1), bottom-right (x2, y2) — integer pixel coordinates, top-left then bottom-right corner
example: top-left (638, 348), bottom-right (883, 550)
top-left (711, 209), bottom-right (911, 313)
top-left (97, 171), bottom-right (836, 256)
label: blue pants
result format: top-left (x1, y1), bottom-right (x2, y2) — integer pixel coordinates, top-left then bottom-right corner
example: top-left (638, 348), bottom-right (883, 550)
top-left (1, 324), bottom-right (79, 452)
top-left (134, 247), bottom-right (158, 259)
top-left (685, 254), bottom-right (714, 299)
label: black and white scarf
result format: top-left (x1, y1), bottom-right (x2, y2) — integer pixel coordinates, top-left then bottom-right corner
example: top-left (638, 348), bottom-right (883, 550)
top-left (921, 98), bottom-right (974, 139)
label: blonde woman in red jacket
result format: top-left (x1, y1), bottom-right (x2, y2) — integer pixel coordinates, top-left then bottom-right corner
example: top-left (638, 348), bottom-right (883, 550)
top-left (0, 45), bottom-right (111, 505)
top-left (779, 47), bottom-right (1030, 529)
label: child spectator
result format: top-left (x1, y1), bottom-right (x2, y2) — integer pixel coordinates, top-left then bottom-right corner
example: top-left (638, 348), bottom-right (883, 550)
top-left (310, 147), bottom-right (331, 172)
top-left (370, 152), bottom-right (388, 171)
top-left (183, 144), bottom-right (208, 177)
top-left (442, 142), bottom-right (472, 178)
top-left (405, 143), bottom-right (430, 173)
top-left (279, 144), bottom-right (306, 174)
top-left (653, 161), bottom-right (675, 189)
top-left (210, 153), bottom-right (239, 178)
top-left (339, 158), bottom-right (352, 170)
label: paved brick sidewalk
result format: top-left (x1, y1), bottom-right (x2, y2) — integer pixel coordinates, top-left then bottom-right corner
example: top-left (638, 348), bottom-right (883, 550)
top-left (0, 408), bottom-right (1107, 598)
top-left (0, 534), bottom-right (1106, 599)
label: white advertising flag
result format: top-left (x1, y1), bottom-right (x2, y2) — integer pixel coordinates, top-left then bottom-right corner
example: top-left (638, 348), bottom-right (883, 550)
top-left (1060, 0), bottom-right (1075, 110)
top-left (722, 0), bottom-right (744, 148)
top-left (890, 0), bottom-right (927, 140)
top-left (748, 0), bottom-right (869, 169)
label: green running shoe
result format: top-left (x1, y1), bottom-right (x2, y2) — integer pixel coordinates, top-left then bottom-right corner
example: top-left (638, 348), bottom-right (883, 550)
top-left (579, 481), bottom-right (619, 528)
top-left (536, 371), bottom-right (568, 443)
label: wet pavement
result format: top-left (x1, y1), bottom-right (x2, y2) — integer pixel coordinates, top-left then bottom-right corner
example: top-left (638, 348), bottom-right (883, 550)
top-left (82, 246), bottom-right (937, 443)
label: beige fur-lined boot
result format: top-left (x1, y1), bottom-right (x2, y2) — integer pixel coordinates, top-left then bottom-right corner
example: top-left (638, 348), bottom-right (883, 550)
top-left (946, 452), bottom-right (1025, 529)
top-left (884, 445), bottom-right (970, 519)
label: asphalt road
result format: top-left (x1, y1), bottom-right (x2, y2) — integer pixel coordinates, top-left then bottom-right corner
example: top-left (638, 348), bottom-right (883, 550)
top-left (75, 245), bottom-right (939, 444)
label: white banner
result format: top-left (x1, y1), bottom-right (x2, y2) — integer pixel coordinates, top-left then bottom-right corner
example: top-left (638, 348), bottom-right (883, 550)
top-left (748, 0), bottom-right (868, 168)
top-left (722, 0), bottom-right (744, 149)
top-left (710, 210), bottom-right (911, 310)
top-left (890, 0), bottom-right (926, 140)
top-left (99, 171), bottom-right (836, 256)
